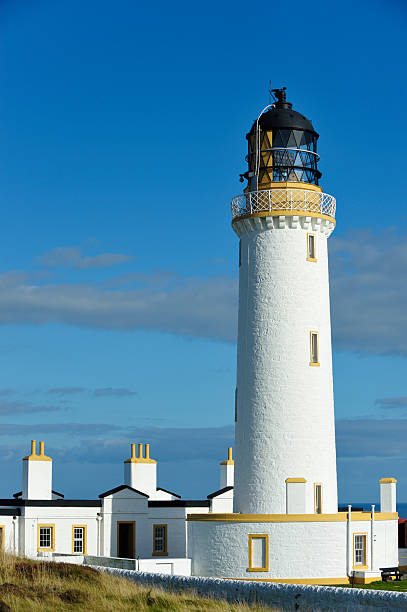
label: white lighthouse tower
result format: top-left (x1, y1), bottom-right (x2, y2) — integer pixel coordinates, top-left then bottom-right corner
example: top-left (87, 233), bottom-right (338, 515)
top-left (188, 89), bottom-right (399, 584)
top-left (232, 88), bottom-right (338, 516)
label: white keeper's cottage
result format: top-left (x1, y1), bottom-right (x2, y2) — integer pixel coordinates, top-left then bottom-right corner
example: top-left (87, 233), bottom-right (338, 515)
top-left (0, 90), bottom-right (400, 584)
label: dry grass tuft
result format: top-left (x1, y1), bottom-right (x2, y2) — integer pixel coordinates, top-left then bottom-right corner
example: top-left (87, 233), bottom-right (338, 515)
top-left (0, 554), bottom-right (274, 611)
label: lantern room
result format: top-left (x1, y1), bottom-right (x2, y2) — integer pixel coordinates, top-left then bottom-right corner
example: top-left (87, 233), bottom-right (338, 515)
top-left (242, 88), bottom-right (321, 191)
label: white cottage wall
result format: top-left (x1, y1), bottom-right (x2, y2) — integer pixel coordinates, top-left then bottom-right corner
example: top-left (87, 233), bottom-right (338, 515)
top-left (210, 492), bottom-right (234, 514)
top-left (101, 490), bottom-right (149, 558)
top-left (21, 506), bottom-right (100, 558)
top-left (0, 515), bottom-right (18, 554)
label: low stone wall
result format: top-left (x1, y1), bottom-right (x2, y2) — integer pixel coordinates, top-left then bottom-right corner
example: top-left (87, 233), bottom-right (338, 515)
top-left (92, 567), bottom-right (407, 611)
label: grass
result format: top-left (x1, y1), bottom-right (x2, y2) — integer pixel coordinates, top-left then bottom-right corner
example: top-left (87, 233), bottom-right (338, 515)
top-left (330, 578), bottom-right (407, 592)
top-left (0, 554), bottom-right (274, 611)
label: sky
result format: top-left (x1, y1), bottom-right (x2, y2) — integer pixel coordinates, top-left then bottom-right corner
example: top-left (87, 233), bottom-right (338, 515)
top-left (0, 0), bottom-right (406, 503)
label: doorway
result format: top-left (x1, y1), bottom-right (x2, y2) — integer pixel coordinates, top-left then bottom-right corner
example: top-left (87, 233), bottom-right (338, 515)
top-left (117, 522), bottom-right (135, 558)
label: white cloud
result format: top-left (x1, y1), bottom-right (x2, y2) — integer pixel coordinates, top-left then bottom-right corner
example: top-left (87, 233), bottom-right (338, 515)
top-left (37, 246), bottom-right (134, 269)
top-left (0, 228), bottom-right (406, 352)
top-left (0, 271), bottom-right (237, 342)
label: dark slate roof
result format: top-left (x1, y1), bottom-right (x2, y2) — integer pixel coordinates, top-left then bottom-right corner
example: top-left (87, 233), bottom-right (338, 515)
top-left (156, 487), bottom-right (181, 499)
top-left (0, 499), bottom-right (100, 507)
top-left (99, 484), bottom-right (149, 499)
top-left (207, 486), bottom-right (234, 499)
top-left (148, 500), bottom-right (210, 508)
top-left (13, 490), bottom-right (64, 499)
top-left (0, 508), bottom-right (21, 515)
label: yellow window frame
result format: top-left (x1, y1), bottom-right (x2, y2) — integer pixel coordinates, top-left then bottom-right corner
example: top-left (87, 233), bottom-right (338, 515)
top-left (152, 524), bottom-right (168, 556)
top-left (37, 523), bottom-right (55, 552)
top-left (309, 331), bottom-right (320, 367)
top-left (353, 532), bottom-right (368, 569)
top-left (314, 483), bottom-right (323, 514)
top-left (248, 534), bottom-right (269, 572)
top-left (72, 525), bottom-right (87, 554)
top-left (0, 526), bottom-right (4, 551)
top-left (307, 233), bottom-right (317, 262)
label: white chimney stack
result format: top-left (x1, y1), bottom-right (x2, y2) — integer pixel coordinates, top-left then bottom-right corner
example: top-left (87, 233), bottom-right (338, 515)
top-left (379, 477), bottom-right (397, 513)
top-left (22, 440), bottom-right (52, 500)
top-left (219, 447), bottom-right (234, 489)
top-left (124, 442), bottom-right (157, 497)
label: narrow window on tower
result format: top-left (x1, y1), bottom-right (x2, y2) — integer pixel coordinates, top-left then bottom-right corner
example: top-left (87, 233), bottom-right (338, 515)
top-left (314, 483), bottom-right (323, 514)
top-left (353, 534), bottom-right (368, 569)
top-left (234, 388), bottom-right (238, 422)
top-left (309, 332), bottom-right (320, 366)
top-left (307, 233), bottom-right (316, 262)
top-left (239, 240), bottom-right (242, 267)
top-left (248, 534), bottom-right (269, 572)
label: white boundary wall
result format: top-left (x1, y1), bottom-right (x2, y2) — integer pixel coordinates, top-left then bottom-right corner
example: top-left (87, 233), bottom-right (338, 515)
top-left (92, 567), bottom-right (407, 611)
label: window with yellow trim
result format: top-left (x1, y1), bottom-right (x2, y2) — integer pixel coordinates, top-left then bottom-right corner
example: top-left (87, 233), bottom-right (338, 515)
top-left (314, 483), bottom-right (322, 514)
top-left (38, 524), bottom-right (55, 551)
top-left (0, 526), bottom-right (4, 551)
top-left (353, 533), bottom-right (368, 569)
top-left (307, 233), bottom-right (316, 261)
top-left (153, 524), bottom-right (168, 556)
top-left (72, 525), bottom-right (87, 554)
top-left (248, 534), bottom-right (269, 572)
top-left (310, 331), bottom-right (319, 366)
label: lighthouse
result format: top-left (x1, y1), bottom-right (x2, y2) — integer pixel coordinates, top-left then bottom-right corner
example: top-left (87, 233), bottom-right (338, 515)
top-left (232, 88), bottom-right (338, 516)
top-left (188, 90), bottom-right (399, 584)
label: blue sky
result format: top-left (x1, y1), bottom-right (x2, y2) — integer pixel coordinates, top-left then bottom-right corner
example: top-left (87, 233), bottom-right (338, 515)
top-left (0, 0), bottom-right (406, 503)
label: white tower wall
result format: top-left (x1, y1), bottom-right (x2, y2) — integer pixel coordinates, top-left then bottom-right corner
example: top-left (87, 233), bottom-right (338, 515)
top-left (233, 214), bottom-right (338, 514)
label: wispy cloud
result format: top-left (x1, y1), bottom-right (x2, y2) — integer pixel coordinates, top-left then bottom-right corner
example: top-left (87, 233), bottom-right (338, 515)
top-left (374, 397), bottom-right (407, 410)
top-left (0, 423), bottom-right (122, 436)
top-left (0, 228), bottom-right (406, 352)
top-left (0, 271), bottom-right (237, 342)
top-left (55, 425), bottom-right (234, 464)
top-left (329, 229), bottom-right (407, 355)
top-left (0, 400), bottom-right (60, 415)
top-left (94, 388), bottom-right (137, 398)
top-left (3, 418), bottom-right (401, 464)
top-left (336, 418), bottom-right (407, 457)
top-left (0, 419), bottom-right (404, 466)
top-left (37, 246), bottom-right (134, 269)
top-left (48, 387), bottom-right (86, 396)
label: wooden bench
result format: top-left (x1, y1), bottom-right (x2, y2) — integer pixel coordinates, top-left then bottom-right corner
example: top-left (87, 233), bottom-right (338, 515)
top-left (380, 566), bottom-right (402, 581)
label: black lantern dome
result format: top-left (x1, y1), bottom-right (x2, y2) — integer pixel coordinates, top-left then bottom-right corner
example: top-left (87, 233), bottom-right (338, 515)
top-left (243, 88), bottom-right (321, 190)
